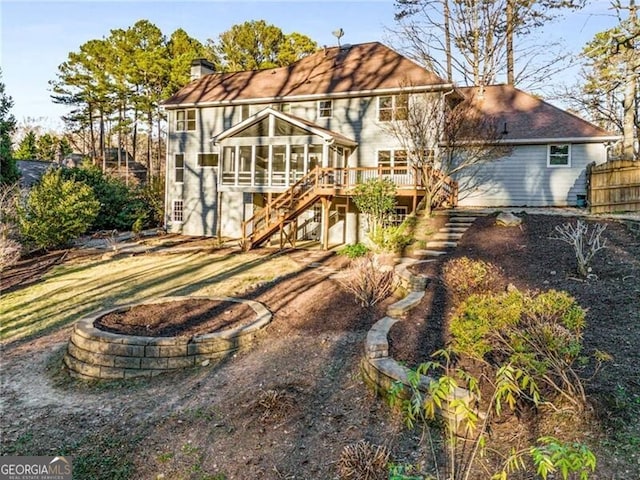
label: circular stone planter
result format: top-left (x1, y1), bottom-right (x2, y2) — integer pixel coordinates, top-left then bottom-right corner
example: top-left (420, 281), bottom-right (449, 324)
top-left (64, 296), bottom-right (271, 380)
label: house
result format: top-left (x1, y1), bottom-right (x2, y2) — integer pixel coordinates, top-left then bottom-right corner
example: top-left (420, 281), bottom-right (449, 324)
top-left (454, 85), bottom-right (619, 207)
top-left (161, 42), bottom-right (617, 248)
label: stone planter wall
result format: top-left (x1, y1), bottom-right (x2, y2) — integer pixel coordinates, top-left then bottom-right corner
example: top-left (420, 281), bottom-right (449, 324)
top-left (64, 296), bottom-right (271, 380)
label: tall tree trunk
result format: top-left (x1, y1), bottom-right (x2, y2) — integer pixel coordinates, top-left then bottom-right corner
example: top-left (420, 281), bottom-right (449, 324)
top-left (99, 110), bottom-right (106, 172)
top-left (147, 109), bottom-right (153, 182)
top-left (473, 2), bottom-right (480, 85)
top-left (88, 103), bottom-right (96, 163)
top-left (506, 0), bottom-right (515, 85)
top-left (444, 0), bottom-right (453, 82)
top-left (117, 104), bottom-right (123, 173)
top-left (132, 107), bottom-right (138, 166)
top-left (622, 0), bottom-right (637, 159)
top-left (156, 108), bottom-right (162, 179)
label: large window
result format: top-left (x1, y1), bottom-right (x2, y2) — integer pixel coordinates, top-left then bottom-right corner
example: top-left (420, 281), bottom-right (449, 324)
top-left (175, 154), bottom-right (184, 183)
top-left (176, 109), bottom-right (196, 131)
top-left (548, 144), bottom-right (571, 167)
top-left (378, 95), bottom-right (408, 121)
top-left (318, 100), bottom-right (333, 118)
top-left (198, 153), bottom-right (219, 167)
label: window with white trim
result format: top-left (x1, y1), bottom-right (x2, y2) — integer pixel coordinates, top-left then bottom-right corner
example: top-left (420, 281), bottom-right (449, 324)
top-left (548, 144), bottom-right (571, 167)
top-left (172, 200), bottom-right (184, 223)
top-left (318, 100), bottom-right (333, 118)
top-left (198, 153), bottom-right (219, 167)
top-left (176, 109), bottom-right (196, 131)
top-left (378, 149), bottom-right (409, 168)
top-left (378, 94), bottom-right (408, 121)
top-left (386, 206), bottom-right (408, 227)
top-left (175, 154), bottom-right (184, 183)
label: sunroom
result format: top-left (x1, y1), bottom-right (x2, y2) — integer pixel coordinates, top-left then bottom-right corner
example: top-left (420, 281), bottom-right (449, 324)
top-left (212, 107), bottom-right (358, 190)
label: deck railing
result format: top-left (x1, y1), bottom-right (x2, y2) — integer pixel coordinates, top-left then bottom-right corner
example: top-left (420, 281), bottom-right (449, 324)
top-left (241, 166), bottom-right (458, 248)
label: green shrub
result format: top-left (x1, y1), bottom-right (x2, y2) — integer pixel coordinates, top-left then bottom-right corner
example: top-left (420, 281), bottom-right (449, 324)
top-left (450, 290), bottom-right (525, 358)
top-left (338, 243), bottom-right (369, 259)
top-left (442, 256), bottom-right (502, 300)
top-left (18, 169), bottom-right (99, 249)
top-left (373, 225), bottom-right (412, 253)
top-left (451, 288), bottom-right (591, 409)
top-left (352, 178), bottom-right (397, 241)
top-left (61, 163), bottom-right (164, 232)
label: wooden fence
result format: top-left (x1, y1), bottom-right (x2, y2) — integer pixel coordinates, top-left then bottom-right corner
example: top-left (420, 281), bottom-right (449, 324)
top-left (588, 160), bottom-right (640, 213)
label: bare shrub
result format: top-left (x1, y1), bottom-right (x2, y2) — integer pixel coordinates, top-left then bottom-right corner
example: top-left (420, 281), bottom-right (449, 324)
top-left (551, 219), bottom-right (607, 277)
top-left (338, 255), bottom-right (397, 307)
top-left (256, 388), bottom-right (295, 423)
top-left (0, 231), bottom-right (21, 269)
top-left (441, 256), bottom-right (502, 301)
top-left (337, 440), bottom-right (390, 480)
top-left (102, 229), bottom-right (120, 251)
top-left (0, 183), bottom-right (22, 269)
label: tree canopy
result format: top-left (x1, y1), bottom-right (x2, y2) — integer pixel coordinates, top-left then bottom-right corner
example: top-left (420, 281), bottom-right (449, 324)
top-left (50, 19), bottom-right (318, 178)
top-left (0, 70), bottom-right (19, 185)
top-left (212, 20), bottom-right (318, 71)
top-left (393, 0), bottom-right (585, 88)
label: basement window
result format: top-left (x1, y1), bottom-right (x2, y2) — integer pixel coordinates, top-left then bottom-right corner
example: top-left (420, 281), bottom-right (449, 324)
top-left (173, 200), bottom-right (184, 223)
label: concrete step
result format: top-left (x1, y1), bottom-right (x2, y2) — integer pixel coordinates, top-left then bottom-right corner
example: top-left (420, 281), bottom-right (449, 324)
top-left (413, 249), bottom-right (449, 257)
top-left (426, 240), bottom-right (458, 249)
top-left (439, 227), bottom-right (468, 233)
top-left (445, 222), bottom-right (473, 228)
top-left (448, 216), bottom-right (477, 223)
top-left (432, 232), bottom-right (464, 240)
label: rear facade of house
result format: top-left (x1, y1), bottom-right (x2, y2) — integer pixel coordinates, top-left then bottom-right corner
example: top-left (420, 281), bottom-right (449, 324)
top-left (162, 42), bottom-right (617, 247)
top-left (162, 42), bottom-right (456, 247)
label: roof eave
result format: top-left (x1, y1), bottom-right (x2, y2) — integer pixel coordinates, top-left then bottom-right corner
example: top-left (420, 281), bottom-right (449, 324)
top-left (445, 135), bottom-right (621, 146)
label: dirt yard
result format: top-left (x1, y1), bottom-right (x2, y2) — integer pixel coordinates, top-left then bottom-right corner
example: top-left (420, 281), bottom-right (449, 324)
top-left (1, 212), bottom-right (639, 479)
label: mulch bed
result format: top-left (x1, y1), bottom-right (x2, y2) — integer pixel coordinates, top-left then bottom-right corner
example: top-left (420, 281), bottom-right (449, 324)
top-left (389, 213), bottom-right (640, 396)
top-left (94, 299), bottom-right (256, 337)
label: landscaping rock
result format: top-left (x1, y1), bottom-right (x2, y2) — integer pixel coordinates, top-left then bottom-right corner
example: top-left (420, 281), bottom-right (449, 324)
top-left (496, 211), bottom-right (522, 227)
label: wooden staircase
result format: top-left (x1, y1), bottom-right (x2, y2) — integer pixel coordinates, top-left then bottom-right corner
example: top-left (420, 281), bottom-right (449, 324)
top-left (241, 165), bottom-right (459, 250)
top-left (241, 167), bottom-right (330, 250)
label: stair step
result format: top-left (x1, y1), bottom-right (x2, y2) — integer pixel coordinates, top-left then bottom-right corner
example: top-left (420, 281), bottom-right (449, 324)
top-left (426, 240), bottom-right (458, 249)
top-left (432, 232), bottom-right (464, 240)
top-left (448, 216), bottom-right (477, 223)
top-left (413, 249), bottom-right (449, 257)
top-left (445, 222), bottom-right (473, 228)
top-left (439, 227), bottom-right (468, 233)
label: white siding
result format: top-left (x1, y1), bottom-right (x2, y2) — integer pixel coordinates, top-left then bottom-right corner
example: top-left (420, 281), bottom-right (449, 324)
top-left (456, 143), bottom-right (607, 207)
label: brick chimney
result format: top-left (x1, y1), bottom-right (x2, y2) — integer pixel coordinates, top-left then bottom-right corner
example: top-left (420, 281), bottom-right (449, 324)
top-left (190, 59), bottom-right (216, 81)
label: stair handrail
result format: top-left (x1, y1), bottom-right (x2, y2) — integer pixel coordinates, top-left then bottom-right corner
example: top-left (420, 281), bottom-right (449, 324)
top-left (241, 166), bottom-right (322, 245)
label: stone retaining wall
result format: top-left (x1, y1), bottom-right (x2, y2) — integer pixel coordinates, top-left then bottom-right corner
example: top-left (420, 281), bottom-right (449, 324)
top-left (64, 296), bottom-right (271, 380)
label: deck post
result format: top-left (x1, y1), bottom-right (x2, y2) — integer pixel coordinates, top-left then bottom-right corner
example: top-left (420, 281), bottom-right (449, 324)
top-left (321, 196), bottom-right (331, 250)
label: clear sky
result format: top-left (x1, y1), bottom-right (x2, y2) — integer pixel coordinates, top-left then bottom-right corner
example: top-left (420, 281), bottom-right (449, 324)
top-left (0, 0), bottom-right (620, 131)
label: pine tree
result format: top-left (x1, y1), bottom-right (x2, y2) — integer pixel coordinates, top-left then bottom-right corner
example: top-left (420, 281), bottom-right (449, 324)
top-left (0, 69), bottom-right (19, 184)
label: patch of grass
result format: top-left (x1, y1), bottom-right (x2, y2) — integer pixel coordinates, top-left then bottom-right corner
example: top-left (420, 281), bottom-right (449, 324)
top-left (2, 432), bottom-right (34, 455)
top-left (156, 452), bottom-right (174, 463)
top-left (59, 430), bottom-right (141, 480)
top-left (1, 251), bottom-right (300, 343)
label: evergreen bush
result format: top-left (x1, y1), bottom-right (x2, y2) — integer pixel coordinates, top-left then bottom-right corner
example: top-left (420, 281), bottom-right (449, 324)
top-left (18, 169), bottom-right (99, 250)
